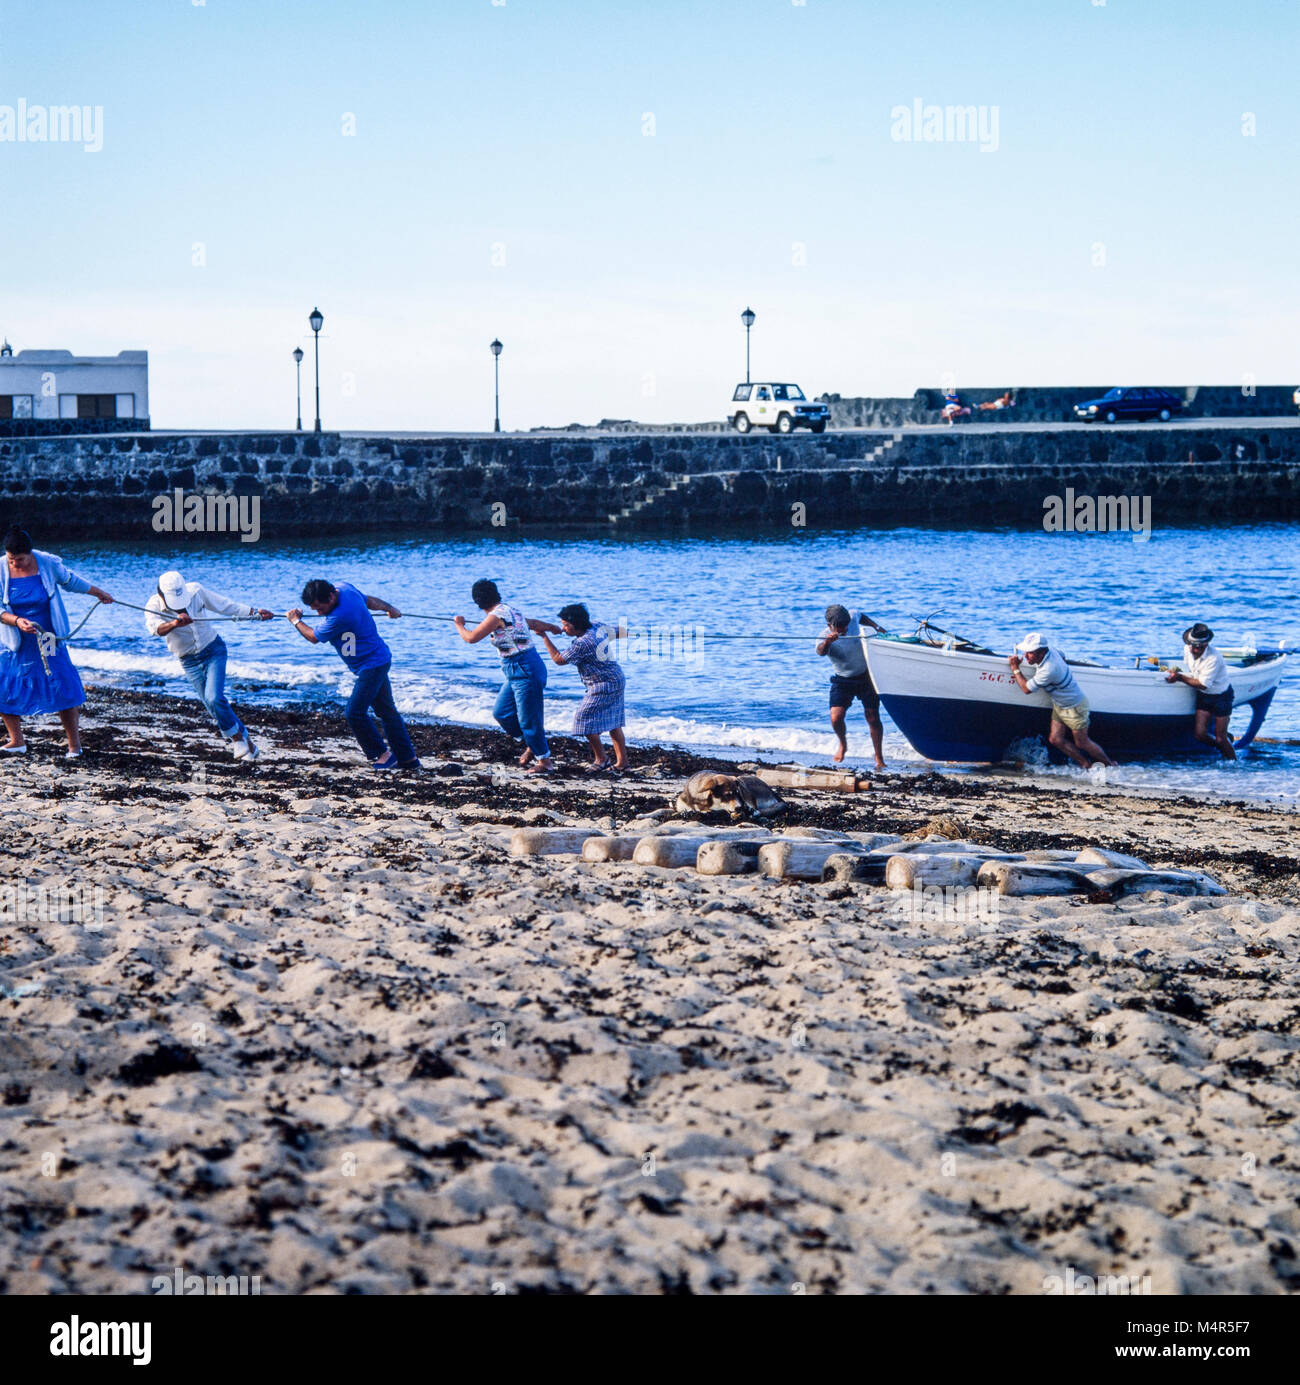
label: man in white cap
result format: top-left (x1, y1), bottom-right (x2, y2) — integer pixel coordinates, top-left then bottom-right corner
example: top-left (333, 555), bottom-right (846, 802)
top-left (145, 571), bottom-right (274, 760)
top-left (1166, 621), bottom-right (1236, 760)
top-left (1008, 631), bottom-right (1116, 768)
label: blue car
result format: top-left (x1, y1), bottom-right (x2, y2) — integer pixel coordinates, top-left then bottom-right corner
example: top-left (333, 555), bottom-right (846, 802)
top-left (1074, 388), bottom-right (1183, 423)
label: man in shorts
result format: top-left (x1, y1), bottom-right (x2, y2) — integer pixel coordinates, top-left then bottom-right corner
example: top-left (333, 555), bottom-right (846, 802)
top-left (1165, 621), bottom-right (1236, 760)
top-left (817, 604), bottom-right (886, 769)
top-left (1008, 631), bottom-right (1117, 768)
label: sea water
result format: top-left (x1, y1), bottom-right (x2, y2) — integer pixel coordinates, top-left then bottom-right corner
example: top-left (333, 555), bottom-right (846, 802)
top-left (54, 523), bottom-right (1300, 802)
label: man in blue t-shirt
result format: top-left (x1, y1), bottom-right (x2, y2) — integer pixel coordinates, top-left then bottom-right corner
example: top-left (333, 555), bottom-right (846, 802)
top-left (286, 580), bottom-right (420, 771)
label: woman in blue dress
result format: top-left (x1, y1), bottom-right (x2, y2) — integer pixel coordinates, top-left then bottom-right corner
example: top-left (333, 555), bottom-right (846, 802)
top-left (538, 603), bottom-right (629, 773)
top-left (0, 527), bottom-right (115, 758)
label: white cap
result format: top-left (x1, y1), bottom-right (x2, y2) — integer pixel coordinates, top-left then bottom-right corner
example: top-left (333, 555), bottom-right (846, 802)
top-left (1015, 631), bottom-right (1048, 653)
top-left (158, 571), bottom-right (189, 608)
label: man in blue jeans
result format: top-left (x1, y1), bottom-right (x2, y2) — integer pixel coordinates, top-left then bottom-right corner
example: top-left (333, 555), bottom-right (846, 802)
top-left (287, 579), bottom-right (420, 771)
top-left (145, 569), bottom-right (274, 761)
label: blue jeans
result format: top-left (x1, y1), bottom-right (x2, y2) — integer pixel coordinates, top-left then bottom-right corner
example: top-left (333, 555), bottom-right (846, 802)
top-left (493, 647), bottom-right (549, 758)
top-left (346, 661), bottom-right (416, 763)
top-left (178, 636), bottom-right (244, 740)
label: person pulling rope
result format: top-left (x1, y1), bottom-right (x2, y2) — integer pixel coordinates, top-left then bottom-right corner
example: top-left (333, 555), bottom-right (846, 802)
top-left (142, 570), bottom-right (275, 762)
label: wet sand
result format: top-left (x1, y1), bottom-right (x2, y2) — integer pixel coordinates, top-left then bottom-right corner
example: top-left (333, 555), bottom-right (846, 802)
top-left (1, 686), bottom-right (1298, 1294)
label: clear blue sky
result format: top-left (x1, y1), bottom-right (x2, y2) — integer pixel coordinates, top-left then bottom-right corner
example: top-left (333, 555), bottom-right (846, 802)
top-left (1, 0), bottom-right (1296, 429)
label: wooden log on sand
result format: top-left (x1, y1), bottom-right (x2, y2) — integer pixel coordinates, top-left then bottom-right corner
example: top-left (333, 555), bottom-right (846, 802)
top-left (633, 831), bottom-right (771, 868)
top-left (977, 861), bottom-right (1095, 896)
top-left (885, 854), bottom-right (989, 890)
top-left (582, 836), bottom-right (642, 863)
top-left (757, 839), bottom-right (867, 880)
top-left (1084, 867), bottom-right (1227, 898)
top-left (755, 767), bottom-right (864, 793)
top-left (510, 827), bottom-right (606, 857)
top-left (696, 840), bottom-right (767, 876)
top-left (783, 827), bottom-right (901, 849)
top-left (1075, 846), bottom-right (1152, 871)
top-left (870, 840), bottom-right (1021, 859)
top-left (822, 853), bottom-right (890, 883)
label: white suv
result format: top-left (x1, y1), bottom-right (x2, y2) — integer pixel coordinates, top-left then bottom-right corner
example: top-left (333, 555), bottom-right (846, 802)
top-left (729, 382), bottom-right (830, 434)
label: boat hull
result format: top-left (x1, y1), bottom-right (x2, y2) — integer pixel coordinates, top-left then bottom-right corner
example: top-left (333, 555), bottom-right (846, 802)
top-left (865, 638), bottom-right (1287, 763)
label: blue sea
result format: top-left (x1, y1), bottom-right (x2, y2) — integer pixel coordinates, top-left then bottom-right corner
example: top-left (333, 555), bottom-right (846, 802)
top-left (53, 523), bottom-right (1300, 802)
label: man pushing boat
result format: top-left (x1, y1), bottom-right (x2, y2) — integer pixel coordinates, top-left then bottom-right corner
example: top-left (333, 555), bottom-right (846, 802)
top-left (1008, 631), bottom-right (1117, 769)
top-left (1165, 622), bottom-right (1236, 761)
top-left (817, 604), bottom-right (887, 769)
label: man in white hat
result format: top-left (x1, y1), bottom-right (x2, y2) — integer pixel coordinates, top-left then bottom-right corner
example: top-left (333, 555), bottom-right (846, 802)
top-left (145, 571), bottom-right (274, 760)
top-left (1008, 631), bottom-right (1116, 768)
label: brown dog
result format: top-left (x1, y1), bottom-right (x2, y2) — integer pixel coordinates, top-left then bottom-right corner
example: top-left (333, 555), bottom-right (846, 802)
top-left (675, 772), bottom-right (788, 820)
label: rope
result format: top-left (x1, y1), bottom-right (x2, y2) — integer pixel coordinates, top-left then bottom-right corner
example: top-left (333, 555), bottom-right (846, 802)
top-left (8, 594), bottom-right (889, 650)
top-left (108, 597), bottom-right (289, 623)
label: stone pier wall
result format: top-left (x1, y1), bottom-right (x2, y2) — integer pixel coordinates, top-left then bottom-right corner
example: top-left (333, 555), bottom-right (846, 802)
top-left (823, 385), bottom-right (1300, 428)
top-left (1, 425), bottom-right (1297, 539)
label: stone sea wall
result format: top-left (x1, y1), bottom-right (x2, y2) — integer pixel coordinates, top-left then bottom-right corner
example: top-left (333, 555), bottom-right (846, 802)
top-left (1, 425), bottom-right (1297, 539)
top-left (823, 385), bottom-right (1300, 429)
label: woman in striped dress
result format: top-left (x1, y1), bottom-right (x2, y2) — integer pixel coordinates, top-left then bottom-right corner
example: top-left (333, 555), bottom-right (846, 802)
top-left (539, 603), bottom-right (628, 772)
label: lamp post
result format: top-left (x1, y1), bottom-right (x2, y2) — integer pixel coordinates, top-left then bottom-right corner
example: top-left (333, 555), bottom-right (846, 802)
top-left (490, 338), bottom-right (503, 432)
top-left (309, 307), bottom-right (324, 432)
top-left (741, 306), bottom-right (756, 385)
top-left (292, 347), bottom-right (304, 431)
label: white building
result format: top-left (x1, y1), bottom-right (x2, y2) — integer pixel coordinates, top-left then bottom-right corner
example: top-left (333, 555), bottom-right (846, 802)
top-left (0, 344), bottom-right (149, 427)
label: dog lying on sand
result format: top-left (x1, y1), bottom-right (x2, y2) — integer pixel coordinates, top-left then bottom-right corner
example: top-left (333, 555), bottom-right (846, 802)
top-left (674, 772), bottom-right (789, 821)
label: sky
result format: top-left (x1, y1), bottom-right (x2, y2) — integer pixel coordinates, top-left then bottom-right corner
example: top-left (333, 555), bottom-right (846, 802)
top-left (1, 0), bottom-right (1297, 430)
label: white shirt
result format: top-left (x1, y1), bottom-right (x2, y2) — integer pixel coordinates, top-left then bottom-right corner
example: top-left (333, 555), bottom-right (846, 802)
top-left (1183, 642), bottom-right (1230, 695)
top-left (1024, 647), bottom-right (1085, 708)
top-left (145, 583), bottom-right (254, 658)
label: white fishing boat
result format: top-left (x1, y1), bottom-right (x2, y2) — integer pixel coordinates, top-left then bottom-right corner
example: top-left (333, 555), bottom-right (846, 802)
top-left (865, 621), bottom-right (1289, 763)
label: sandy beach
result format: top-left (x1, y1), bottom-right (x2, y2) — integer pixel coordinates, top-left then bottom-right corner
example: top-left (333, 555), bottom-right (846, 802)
top-left (1, 686), bottom-right (1298, 1295)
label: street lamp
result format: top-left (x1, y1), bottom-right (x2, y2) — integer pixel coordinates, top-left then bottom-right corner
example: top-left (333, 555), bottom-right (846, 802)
top-left (309, 307), bottom-right (324, 432)
top-left (490, 338), bottom-right (503, 432)
top-left (741, 306), bottom-right (756, 385)
top-left (292, 347), bottom-right (304, 431)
